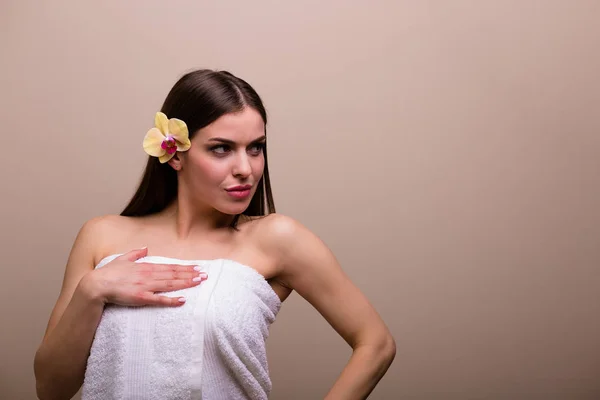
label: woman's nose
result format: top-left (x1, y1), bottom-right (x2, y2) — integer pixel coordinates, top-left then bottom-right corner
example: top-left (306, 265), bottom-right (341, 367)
top-left (232, 153), bottom-right (252, 177)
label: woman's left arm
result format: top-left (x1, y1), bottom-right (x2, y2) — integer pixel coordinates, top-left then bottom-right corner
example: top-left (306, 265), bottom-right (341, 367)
top-left (267, 215), bottom-right (397, 400)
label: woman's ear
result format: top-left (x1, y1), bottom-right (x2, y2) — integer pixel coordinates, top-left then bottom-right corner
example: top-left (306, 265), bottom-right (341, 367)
top-left (168, 153), bottom-right (183, 171)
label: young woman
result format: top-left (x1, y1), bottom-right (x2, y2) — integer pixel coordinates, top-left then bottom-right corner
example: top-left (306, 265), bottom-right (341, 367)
top-left (34, 69), bottom-right (396, 400)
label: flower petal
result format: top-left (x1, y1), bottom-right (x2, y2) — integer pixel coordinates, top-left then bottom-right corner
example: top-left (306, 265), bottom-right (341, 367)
top-left (155, 112), bottom-right (169, 135)
top-left (143, 127), bottom-right (167, 157)
top-left (168, 118), bottom-right (191, 149)
top-left (159, 152), bottom-right (176, 163)
top-left (176, 141), bottom-right (191, 152)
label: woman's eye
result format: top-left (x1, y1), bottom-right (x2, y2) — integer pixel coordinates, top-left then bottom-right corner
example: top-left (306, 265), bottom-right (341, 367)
top-left (249, 143), bottom-right (265, 154)
top-left (210, 143), bottom-right (263, 155)
top-left (211, 145), bottom-right (229, 154)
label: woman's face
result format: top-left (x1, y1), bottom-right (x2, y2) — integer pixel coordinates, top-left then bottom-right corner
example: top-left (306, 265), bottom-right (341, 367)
top-left (174, 107), bottom-right (266, 216)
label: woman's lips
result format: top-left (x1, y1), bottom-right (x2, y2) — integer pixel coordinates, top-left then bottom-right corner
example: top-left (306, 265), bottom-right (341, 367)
top-left (225, 185), bottom-right (252, 199)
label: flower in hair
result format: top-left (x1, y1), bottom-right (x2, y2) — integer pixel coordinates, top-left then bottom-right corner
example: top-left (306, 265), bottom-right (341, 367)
top-left (142, 112), bottom-right (191, 163)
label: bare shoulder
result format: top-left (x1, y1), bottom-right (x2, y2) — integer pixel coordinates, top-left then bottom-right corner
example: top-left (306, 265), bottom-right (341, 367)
top-left (78, 214), bottom-right (137, 264)
top-left (253, 212), bottom-right (308, 235)
top-left (249, 213), bottom-right (314, 251)
top-left (249, 213), bottom-right (331, 277)
top-left (80, 213), bottom-right (129, 232)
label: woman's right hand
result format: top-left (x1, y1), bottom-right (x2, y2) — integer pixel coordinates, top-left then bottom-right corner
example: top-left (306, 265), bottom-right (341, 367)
top-left (79, 247), bottom-right (207, 307)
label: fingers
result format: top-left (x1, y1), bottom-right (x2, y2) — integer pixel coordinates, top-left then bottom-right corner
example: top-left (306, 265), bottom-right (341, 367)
top-left (135, 292), bottom-right (188, 307)
top-left (136, 263), bottom-right (207, 282)
top-left (148, 270), bottom-right (208, 281)
top-left (119, 247), bottom-right (149, 262)
top-left (149, 277), bottom-right (207, 292)
top-left (158, 295), bottom-right (188, 307)
top-left (135, 263), bottom-right (200, 272)
top-left (127, 273), bottom-right (208, 307)
top-left (135, 262), bottom-right (207, 280)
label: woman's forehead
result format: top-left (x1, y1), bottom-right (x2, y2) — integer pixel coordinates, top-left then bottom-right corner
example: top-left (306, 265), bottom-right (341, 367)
top-left (196, 109), bottom-right (265, 141)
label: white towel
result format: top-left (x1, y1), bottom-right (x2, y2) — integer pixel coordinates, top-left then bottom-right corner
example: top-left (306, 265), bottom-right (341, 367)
top-left (82, 255), bottom-right (281, 400)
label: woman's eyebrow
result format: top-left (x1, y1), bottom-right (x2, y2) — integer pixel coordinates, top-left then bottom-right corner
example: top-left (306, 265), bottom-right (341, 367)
top-left (207, 135), bottom-right (266, 144)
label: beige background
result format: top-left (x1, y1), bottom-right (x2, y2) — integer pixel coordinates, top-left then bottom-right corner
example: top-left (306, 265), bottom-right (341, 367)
top-left (2, 1), bottom-right (599, 399)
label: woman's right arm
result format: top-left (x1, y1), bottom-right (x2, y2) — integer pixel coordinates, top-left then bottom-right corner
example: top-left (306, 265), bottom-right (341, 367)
top-left (33, 217), bottom-right (109, 400)
top-left (34, 216), bottom-right (206, 400)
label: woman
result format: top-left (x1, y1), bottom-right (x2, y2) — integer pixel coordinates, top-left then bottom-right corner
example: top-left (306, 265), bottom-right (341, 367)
top-left (34, 69), bottom-right (396, 399)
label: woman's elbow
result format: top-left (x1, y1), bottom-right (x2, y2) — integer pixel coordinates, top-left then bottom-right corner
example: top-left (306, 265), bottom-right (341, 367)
top-left (358, 331), bottom-right (397, 365)
top-left (384, 334), bottom-right (397, 364)
top-left (376, 333), bottom-right (396, 365)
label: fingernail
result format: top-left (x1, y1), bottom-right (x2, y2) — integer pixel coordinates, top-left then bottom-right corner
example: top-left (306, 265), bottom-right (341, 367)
top-left (178, 297), bottom-right (186, 303)
top-left (193, 276), bottom-right (203, 282)
top-left (141, 246), bottom-right (147, 250)
top-left (193, 265), bottom-right (202, 271)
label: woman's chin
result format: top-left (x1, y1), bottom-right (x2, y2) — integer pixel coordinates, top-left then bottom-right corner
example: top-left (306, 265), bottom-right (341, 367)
top-left (216, 203), bottom-right (251, 216)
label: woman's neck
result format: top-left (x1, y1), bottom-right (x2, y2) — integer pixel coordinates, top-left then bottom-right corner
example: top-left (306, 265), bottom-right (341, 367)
top-left (158, 201), bottom-right (236, 240)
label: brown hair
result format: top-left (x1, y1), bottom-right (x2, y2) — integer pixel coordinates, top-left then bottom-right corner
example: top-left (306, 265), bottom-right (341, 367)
top-left (120, 69), bottom-right (275, 228)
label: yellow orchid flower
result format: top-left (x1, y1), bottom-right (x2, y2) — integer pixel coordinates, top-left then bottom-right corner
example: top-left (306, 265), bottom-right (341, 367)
top-left (143, 112), bottom-right (191, 163)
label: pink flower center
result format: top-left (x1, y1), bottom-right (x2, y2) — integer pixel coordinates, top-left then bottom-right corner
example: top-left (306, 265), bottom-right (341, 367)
top-left (161, 136), bottom-right (177, 154)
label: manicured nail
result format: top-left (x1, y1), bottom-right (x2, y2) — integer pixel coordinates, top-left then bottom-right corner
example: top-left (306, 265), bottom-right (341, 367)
top-left (193, 276), bottom-right (203, 282)
top-left (178, 297), bottom-right (186, 303)
top-left (193, 265), bottom-right (202, 271)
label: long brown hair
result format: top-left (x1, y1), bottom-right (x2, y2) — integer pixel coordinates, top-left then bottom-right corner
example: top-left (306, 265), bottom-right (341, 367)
top-left (120, 69), bottom-right (275, 228)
